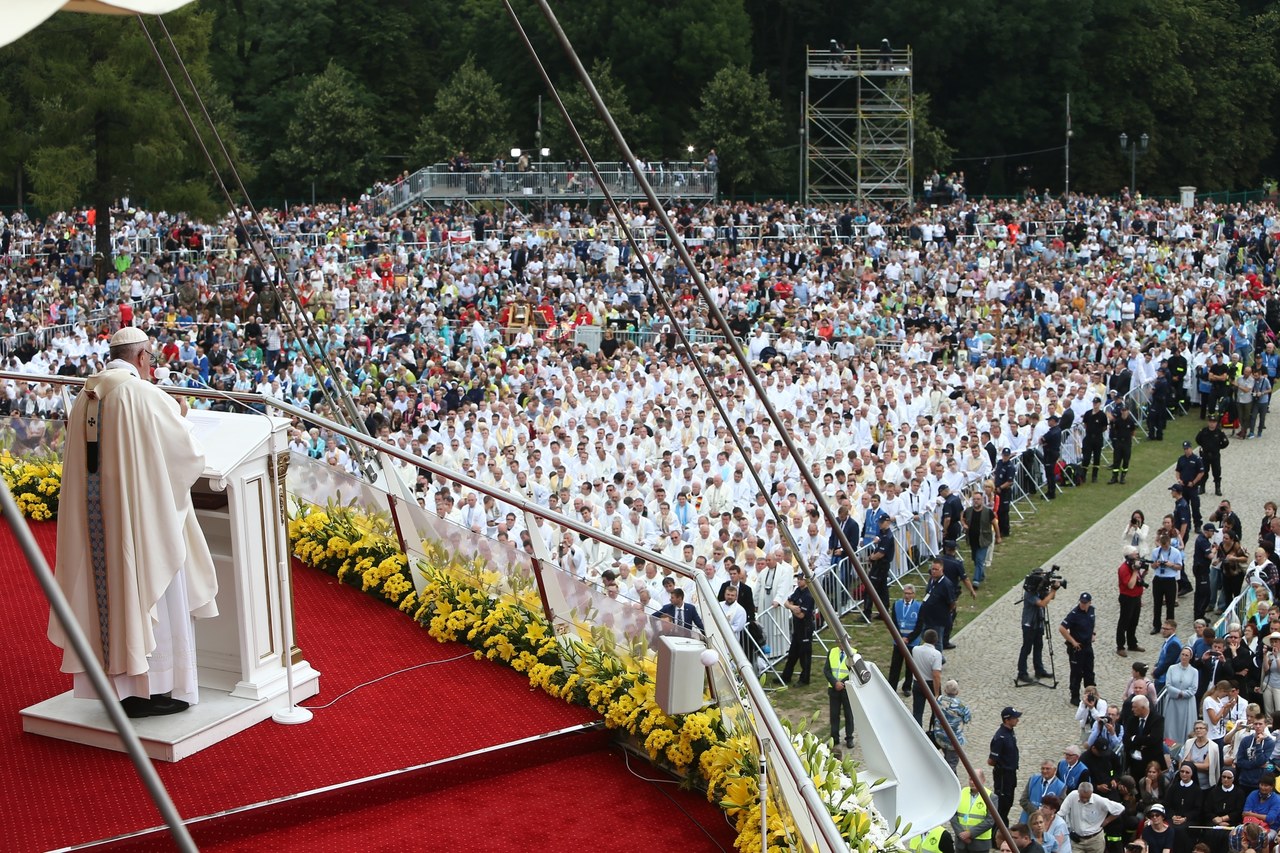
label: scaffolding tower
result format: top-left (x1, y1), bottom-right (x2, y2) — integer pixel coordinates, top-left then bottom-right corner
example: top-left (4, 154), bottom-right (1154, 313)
top-left (803, 45), bottom-right (914, 207)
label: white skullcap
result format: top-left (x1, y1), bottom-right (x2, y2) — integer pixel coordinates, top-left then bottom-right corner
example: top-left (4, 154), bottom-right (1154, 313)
top-left (110, 327), bottom-right (148, 347)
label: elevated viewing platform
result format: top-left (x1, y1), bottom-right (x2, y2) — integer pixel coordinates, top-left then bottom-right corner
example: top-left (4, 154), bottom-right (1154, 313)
top-left (366, 161), bottom-right (717, 214)
top-left (804, 46), bottom-right (914, 206)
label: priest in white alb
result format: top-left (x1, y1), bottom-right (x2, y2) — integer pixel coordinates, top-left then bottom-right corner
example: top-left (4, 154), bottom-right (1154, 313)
top-left (48, 326), bottom-right (218, 719)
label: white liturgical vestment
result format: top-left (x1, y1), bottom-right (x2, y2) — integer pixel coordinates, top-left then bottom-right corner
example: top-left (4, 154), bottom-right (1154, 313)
top-left (49, 359), bottom-right (218, 704)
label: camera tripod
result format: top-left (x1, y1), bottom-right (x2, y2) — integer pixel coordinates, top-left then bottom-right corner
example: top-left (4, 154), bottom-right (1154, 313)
top-left (1012, 603), bottom-right (1059, 690)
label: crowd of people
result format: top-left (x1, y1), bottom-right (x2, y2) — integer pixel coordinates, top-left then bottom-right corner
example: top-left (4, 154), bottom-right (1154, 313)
top-left (2, 192), bottom-right (1278, 619)
top-left (3, 190), bottom-right (1280, 850)
top-left (936, 457), bottom-right (1280, 853)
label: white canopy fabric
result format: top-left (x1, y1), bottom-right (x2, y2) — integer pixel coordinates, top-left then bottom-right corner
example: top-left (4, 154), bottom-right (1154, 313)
top-left (0, 1), bottom-right (196, 49)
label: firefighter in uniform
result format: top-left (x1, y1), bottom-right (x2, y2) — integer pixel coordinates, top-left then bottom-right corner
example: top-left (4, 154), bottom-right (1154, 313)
top-left (1107, 403), bottom-right (1139, 484)
top-left (1195, 417), bottom-right (1231, 496)
top-left (1080, 397), bottom-right (1109, 484)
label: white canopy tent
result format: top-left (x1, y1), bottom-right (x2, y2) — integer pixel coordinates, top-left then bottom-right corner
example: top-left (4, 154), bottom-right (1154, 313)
top-left (0, 0), bottom-right (195, 48)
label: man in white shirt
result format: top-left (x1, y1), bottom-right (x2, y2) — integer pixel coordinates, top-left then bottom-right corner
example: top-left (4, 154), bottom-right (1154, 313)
top-left (720, 584), bottom-right (748, 648)
top-left (1059, 782), bottom-right (1125, 853)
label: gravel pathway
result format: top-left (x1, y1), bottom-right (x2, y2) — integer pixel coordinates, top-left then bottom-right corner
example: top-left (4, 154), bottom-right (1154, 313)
top-left (940, 425), bottom-right (1273, 771)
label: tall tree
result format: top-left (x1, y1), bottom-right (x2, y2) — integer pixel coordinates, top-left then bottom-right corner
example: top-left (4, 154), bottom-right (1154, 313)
top-left (413, 57), bottom-right (511, 164)
top-left (543, 59), bottom-right (649, 163)
top-left (695, 65), bottom-right (783, 194)
top-left (9, 10), bottom-right (231, 265)
top-left (274, 61), bottom-right (379, 198)
top-left (1069, 0), bottom-right (1280, 194)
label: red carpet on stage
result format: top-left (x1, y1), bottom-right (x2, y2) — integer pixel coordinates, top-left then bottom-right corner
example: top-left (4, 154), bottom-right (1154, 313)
top-left (0, 520), bottom-right (736, 852)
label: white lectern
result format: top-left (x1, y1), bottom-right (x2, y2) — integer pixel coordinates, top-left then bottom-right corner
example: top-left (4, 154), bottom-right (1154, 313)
top-left (22, 409), bottom-right (320, 761)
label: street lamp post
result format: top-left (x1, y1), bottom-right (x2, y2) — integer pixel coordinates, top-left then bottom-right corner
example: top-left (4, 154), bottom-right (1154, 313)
top-left (1118, 132), bottom-right (1149, 195)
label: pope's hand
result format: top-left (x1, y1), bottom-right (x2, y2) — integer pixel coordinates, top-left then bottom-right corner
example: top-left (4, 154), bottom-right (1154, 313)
top-left (179, 396), bottom-right (189, 417)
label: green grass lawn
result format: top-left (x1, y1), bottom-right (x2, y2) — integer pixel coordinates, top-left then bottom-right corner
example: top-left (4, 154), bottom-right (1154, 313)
top-left (766, 414), bottom-right (1203, 726)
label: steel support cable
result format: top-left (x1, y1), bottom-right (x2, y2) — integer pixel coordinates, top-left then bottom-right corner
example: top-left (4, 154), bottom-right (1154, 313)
top-left (518, 2), bottom-right (1011, 848)
top-left (135, 15), bottom-right (376, 480)
top-left (148, 14), bottom-right (363, 435)
top-left (497, 3), bottom-right (814, 593)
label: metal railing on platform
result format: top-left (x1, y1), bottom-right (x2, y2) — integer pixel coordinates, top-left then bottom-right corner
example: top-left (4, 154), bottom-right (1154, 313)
top-left (365, 161), bottom-right (718, 214)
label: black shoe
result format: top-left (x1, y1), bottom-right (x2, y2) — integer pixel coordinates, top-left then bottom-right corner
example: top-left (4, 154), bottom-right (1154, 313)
top-left (944, 643), bottom-right (958, 650)
top-left (121, 695), bottom-right (190, 719)
top-left (1149, 628), bottom-right (1161, 634)
top-left (845, 739), bottom-right (855, 749)
top-left (1215, 487), bottom-right (1222, 496)
top-left (1017, 673), bottom-right (1036, 684)
top-left (1035, 671), bottom-right (1052, 679)
top-left (798, 679), bottom-right (810, 686)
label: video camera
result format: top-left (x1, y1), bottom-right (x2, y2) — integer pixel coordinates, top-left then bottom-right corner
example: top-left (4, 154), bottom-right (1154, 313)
top-left (1128, 555), bottom-right (1152, 589)
top-left (1023, 564), bottom-right (1067, 597)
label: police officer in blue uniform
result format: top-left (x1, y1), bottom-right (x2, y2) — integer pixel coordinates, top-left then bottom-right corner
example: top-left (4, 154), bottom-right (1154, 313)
top-left (994, 448), bottom-right (1017, 537)
top-left (940, 539), bottom-right (975, 647)
top-left (1059, 592), bottom-right (1097, 706)
top-left (988, 706), bottom-right (1022, 825)
top-left (1041, 414), bottom-right (1063, 500)
top-left (864, 513), bottom-right (895, 620)
top-left (780, 572), bottom-right (816, 686)
top-left (1174, 441), bottom-right (1206, 531)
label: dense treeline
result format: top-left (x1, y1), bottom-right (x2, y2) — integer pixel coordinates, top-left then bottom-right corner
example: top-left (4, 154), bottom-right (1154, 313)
top-left (1, 0), bottom-right (1277, 216)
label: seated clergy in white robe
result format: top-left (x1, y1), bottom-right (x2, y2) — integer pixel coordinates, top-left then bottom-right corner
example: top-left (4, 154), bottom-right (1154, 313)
top-left (48, 326), bottom-right (218, 717)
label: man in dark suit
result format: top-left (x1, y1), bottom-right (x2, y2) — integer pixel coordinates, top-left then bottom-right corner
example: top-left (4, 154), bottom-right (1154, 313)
top-left (718, 564), bottom-right (756, 623)
top-left (656, 587), bottom-right (704, 632)
top-left (1122, 695), bottom-right (1164, 776)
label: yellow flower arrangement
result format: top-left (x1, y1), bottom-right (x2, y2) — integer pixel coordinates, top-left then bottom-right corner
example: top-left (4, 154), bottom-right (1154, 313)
top-left (288, 500), bottom-right (900, 853)
top-left (288, 500), bottom-right (415, 608)
top-left (1, 453), bottom-right (62, 521)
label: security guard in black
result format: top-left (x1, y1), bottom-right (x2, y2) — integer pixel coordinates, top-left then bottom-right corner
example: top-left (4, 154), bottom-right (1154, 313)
top-left (1059, 592), bottom-right (1097, 706)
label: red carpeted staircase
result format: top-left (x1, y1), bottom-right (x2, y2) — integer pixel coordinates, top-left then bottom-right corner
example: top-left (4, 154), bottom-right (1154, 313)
top-left (0, 520), bottom-right (736, 852)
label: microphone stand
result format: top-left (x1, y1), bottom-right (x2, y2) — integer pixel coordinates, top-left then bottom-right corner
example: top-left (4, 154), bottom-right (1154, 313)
top-left (160, 369), bottom-right (311, 725)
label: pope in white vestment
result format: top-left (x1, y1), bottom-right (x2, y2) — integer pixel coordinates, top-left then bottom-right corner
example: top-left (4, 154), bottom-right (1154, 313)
top-left (48, 327), bottom-right (218, 715)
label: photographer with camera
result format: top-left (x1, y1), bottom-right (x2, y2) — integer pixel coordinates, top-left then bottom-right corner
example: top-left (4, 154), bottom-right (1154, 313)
top-left (1210, 499), bottom-right (1243, 543)
top-left (1060, 592), bottom-right (1098, 707)
top-left (1148, 528), bottom-right (1184, 635)
top-left (1116, 545), bottom-right (1147, 657)
top-left (1017, 569), bottom-right (1059, 684)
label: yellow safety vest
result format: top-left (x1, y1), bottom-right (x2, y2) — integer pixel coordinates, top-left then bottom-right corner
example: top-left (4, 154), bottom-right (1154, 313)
top-left (909, 826), bottom-right (946, 853)
top-left (956, 787), bottom-right (992, 840)
top-left (828, 648), bottom-right (849, 680)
